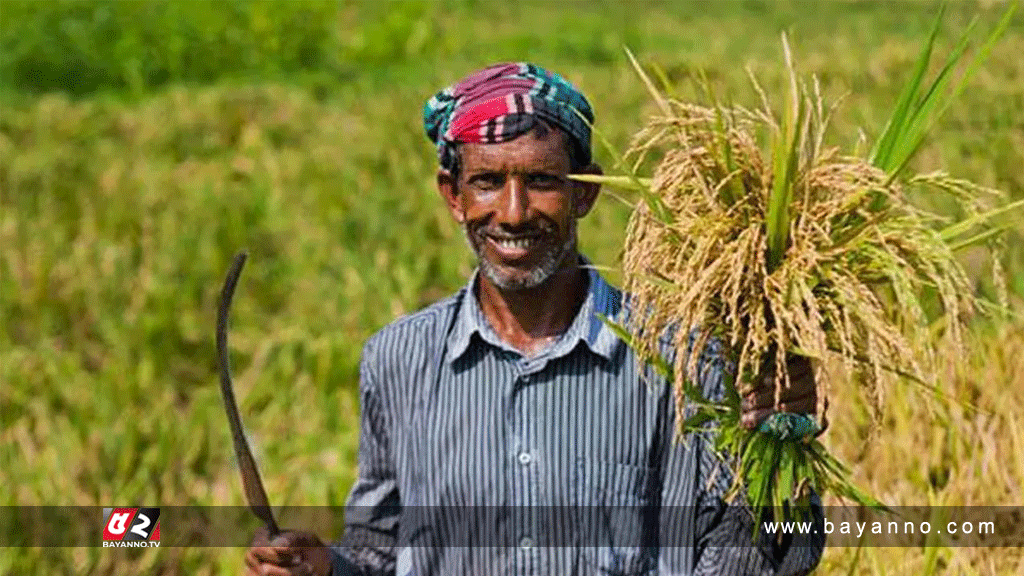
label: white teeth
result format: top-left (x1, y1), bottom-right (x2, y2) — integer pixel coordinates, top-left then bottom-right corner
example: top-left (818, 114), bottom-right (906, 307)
top-left (494, 237), bottom-right (535, 250)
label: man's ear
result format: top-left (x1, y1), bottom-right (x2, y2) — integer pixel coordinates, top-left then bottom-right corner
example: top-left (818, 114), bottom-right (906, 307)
top-left (437, 168), bottom-right (464, 224)
top-left (571, 163), bottom-right (602, 219)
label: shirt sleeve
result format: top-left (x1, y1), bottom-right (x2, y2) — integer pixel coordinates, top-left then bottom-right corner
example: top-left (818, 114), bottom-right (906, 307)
top-left (658, 339), bottom-right (825, 576)
top-left (329, 343), bottom-right (399, 576)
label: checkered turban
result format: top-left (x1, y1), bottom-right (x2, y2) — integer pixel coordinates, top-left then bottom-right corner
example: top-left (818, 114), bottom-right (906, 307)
top-left (423, 62), bottom-right (595, 171)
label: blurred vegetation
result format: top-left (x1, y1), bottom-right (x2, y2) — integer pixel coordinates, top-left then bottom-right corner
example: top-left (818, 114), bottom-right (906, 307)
top-left (0, 0), bottom-right (340, 94)
top-left (1, 1), bottom-right (1022, 574)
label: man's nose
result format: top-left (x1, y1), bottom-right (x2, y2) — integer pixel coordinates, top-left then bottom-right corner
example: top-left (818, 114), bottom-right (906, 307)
top-left (494, 176), bottom-right (530, 225)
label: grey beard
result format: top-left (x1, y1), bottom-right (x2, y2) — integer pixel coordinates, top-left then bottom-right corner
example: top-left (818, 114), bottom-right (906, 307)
top-left (465, 219), bottom-right (577, 291)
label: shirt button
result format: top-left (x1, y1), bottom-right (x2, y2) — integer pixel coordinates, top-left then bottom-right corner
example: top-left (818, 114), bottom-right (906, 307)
top-left (520, 536), bottom-right (534, 549)
top-left (517, 451), bottom-right (532, 465)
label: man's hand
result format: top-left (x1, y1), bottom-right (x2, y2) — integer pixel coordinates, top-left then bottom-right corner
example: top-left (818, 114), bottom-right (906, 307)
top-left (244, 527), bottom-right (331, 576)
top-left (740, 354), bottom-right (817, 430)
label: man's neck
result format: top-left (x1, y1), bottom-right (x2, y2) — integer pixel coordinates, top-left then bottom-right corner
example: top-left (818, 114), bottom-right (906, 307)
top-left (475, 254), bottom-right (589, 358)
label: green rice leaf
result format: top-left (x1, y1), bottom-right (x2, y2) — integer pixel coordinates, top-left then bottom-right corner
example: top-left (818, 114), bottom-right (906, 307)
top-left (835, 479), bottom-right (892, 512)
top-left (873, 2), bottom-right (1016, 179)
top-left (717, 106), bottom-right (746, 207)
top-left (567, 174), bottom-right (652, 190)
top-left (935, 2), bottom-right (1018, 129)
top-left (809, 441), bottom-right (849, 477)
top-left (869, 6), bottom-right (944, 171)
top-left (596, 313), bottom-right (637, 348)
top-left (793, 442), bottom-right (810, 502)
top-left (696, 70), bottom-right (745, 207)
top-left (566, 174), bottom-right (637, 209)
top-left (683, 372), bottom-right (714, 408)
top-left (939, 197), bottom-right (1024, 241)
top-left (721, 369), bottom-right (741, 412)
top-left (778, 441), bottom-right (795, 503)
top-left (740, 430), bottom-right (763, 469)
top-left (754, 436), bottom-right (780, 530)
top-left (575, 110), bottom-right (673, 223)
top-left (883, 24), bottom-right (976, 179)
top-left (596, 313), bottom-right (675, 381)
top-left (649, 61), bottom-right (678, 98)
top-left (624, 46), bottom-right (672, 117)
top-left (948, 224), bottom-right (1011, 252)
top-left (766, 33), bottom-right (803, 273)
top-left (683, 411), bottom-right (717, 429)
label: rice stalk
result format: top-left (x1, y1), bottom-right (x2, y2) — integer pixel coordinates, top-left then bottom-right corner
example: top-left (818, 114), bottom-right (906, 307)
top-left (576, 4), bottom-right (1019, 526)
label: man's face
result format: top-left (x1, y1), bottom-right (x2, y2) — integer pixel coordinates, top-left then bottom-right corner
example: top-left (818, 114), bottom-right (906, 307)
top-left (438, 128), bottom-right (598, 291)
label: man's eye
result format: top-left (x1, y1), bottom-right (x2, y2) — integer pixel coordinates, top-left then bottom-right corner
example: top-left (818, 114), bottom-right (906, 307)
top-left (527, 174), bottom-right (562, 188)
top-left (471, 174), bottom-right (503, 189)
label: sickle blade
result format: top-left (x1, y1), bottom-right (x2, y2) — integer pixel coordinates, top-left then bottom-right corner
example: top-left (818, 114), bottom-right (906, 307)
top-left (217, 251), bottom-right (280, 536)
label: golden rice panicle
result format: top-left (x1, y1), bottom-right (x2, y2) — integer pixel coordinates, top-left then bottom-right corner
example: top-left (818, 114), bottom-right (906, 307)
top-left (620, 89), bottom-right (975, 425)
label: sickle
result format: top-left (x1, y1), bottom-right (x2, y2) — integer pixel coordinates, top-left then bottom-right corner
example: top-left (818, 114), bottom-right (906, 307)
top-left (216, 251), bottom-right (280, 537)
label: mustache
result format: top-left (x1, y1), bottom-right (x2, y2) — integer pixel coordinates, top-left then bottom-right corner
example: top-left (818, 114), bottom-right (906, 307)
top-left (469, 220), bottom-right (557, 239)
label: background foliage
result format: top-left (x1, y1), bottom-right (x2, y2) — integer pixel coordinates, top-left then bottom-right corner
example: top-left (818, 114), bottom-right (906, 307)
top-left (1, 1), bottom-right (1022, 574)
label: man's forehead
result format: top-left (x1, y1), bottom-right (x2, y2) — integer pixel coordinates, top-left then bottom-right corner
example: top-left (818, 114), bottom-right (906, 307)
top-left (458, 130), bottom-right (571, 172)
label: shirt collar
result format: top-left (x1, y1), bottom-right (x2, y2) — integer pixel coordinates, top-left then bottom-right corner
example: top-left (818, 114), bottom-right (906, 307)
top-left (446, 257), bottom-right (622, 364)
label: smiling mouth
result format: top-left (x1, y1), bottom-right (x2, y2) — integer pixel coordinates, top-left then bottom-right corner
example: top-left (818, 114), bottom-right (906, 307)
top-left (480, 231), bottom-right (551, 261)
top-left (489, 235), bottom-right (540, 251)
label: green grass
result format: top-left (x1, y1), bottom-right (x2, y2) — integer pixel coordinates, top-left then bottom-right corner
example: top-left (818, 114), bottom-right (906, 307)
top-left (1, 1), bottom-right (1023, 574)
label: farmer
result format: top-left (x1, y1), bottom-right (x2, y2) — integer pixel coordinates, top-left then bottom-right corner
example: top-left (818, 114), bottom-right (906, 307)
top-left (244, 62), bottom-right (823, 576)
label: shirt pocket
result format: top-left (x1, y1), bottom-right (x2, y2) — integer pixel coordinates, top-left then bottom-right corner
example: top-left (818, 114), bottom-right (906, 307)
top-left (574, 458), bottom-right (657, 575)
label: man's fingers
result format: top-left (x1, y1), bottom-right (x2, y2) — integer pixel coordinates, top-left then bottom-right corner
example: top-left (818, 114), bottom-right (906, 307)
top-left (740, 353), bottom-right (818, 429)
top-left (740, 394), bottom-right (816, 428)
top-left (245, 547), bottom-right (261, 571)
top-left (777, 391), bottom-right (817, 415)
top-left (257, 564), bottom-right (306, 576)
top-left (743, 390), bottom-right (816, 410)
top-left (742, 390), bottom-right (774, 411)
top-left (244, 552), bottom-right (260, 576)
top-left (249, 545), bottom-right (294, 567)
top-left (245, 529), bottom-right (330, 576)
top-left (247, 547), bottom-right (307, 576)
top-left (257, 559), bottom-right (314, 576)
top-left (741, 407), bottom-right (774, 430)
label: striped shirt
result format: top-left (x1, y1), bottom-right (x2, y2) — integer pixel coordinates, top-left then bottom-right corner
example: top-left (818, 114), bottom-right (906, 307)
top-left (329, 263), bottom-right (823, 575)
